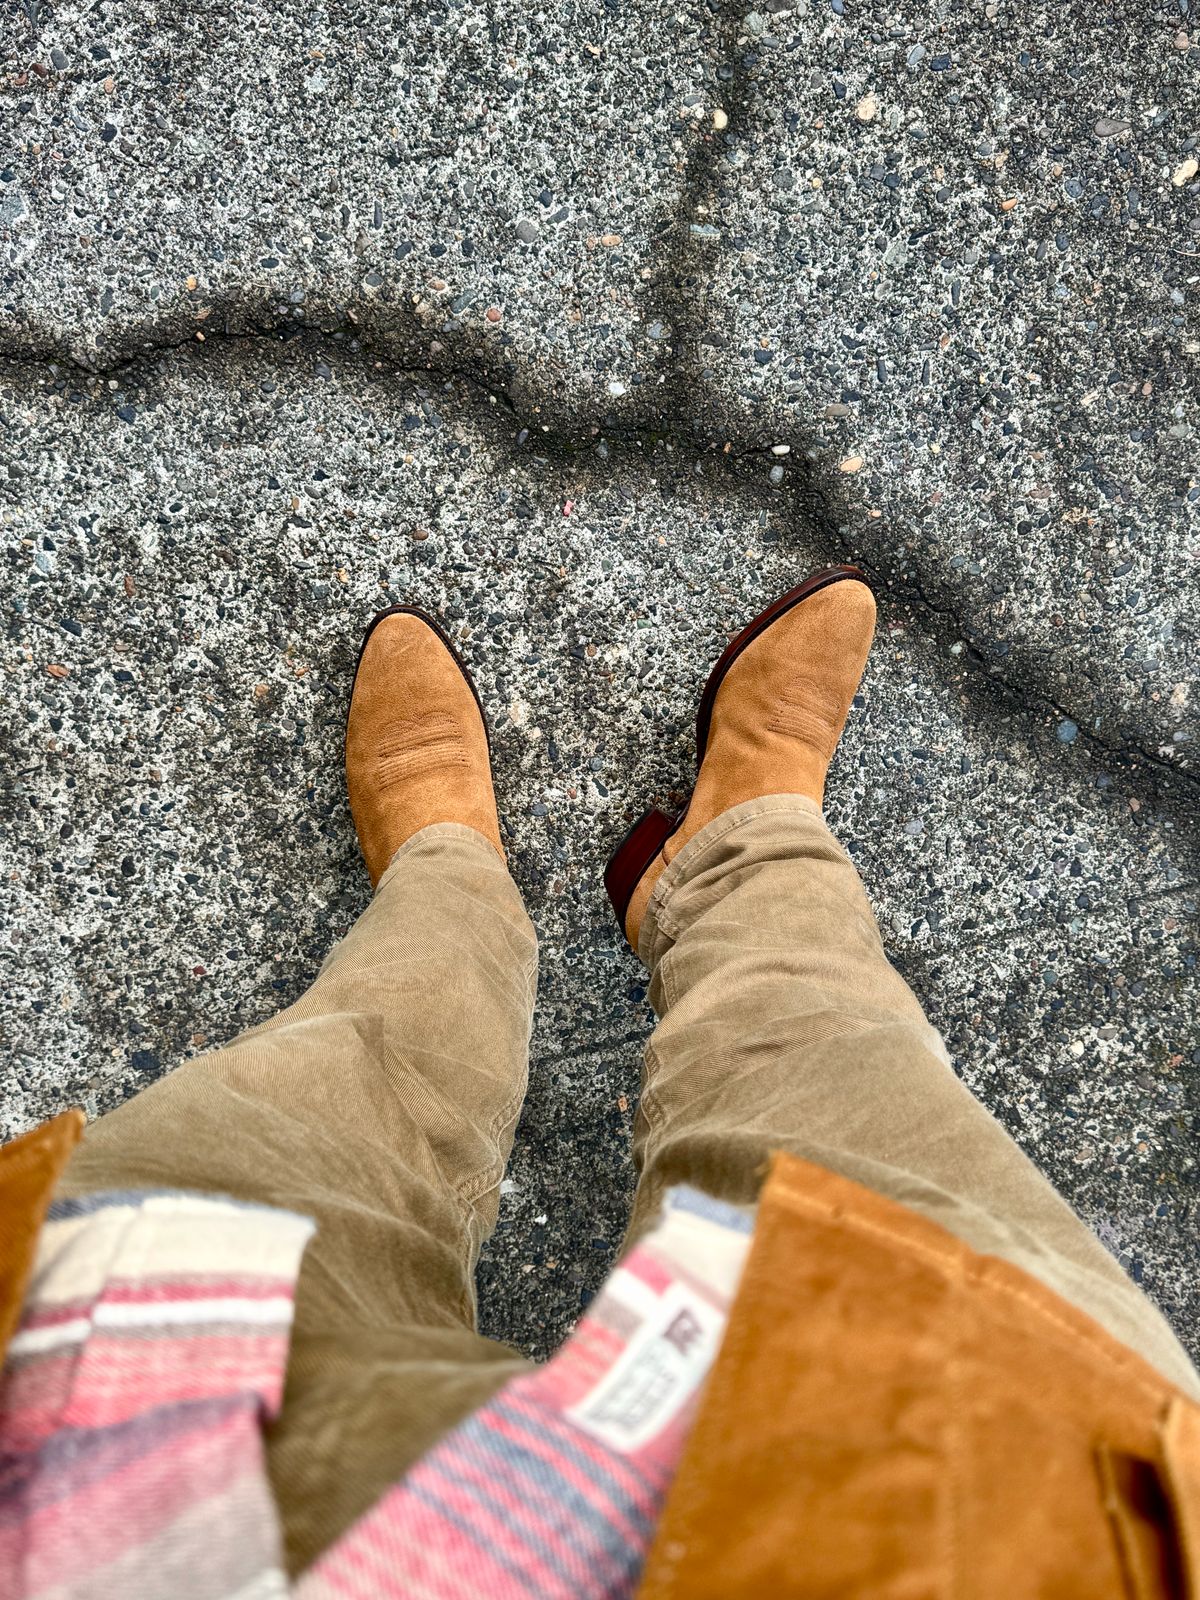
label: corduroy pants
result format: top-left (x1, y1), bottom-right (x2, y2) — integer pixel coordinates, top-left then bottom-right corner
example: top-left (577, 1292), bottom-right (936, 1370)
top-left (61, 801), bottom-right (1199, 1573)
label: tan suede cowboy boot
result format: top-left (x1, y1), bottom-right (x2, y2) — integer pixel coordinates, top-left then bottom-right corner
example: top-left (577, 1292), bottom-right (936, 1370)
top-left (346, 607), bottom-right (503, 886)
top-left (606, 566), bottom-right (876, 950)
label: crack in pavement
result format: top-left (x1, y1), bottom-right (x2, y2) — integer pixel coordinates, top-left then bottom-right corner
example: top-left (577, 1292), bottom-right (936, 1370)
top-left (859, 555), bottom-right (1200, 805)
top-left (3, 0), bottom-right (1193, 813)
top-left (3, 317), bottom-right (1197, 825)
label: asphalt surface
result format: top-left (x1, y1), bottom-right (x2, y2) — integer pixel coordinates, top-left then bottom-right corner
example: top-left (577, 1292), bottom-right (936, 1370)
top-left (1, 3), bottom-right (1196, 1359)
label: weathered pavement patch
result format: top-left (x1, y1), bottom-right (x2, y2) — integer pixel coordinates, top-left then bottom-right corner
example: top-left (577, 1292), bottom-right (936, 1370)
top-left (2, 334), bottom-right (1195, 1356)
top-left (4, 0), bottom-right (1195, 771)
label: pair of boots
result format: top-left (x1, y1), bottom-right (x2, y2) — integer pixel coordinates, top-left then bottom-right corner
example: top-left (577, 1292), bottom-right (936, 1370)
top-left (346, 567), bottom-right (876, 948)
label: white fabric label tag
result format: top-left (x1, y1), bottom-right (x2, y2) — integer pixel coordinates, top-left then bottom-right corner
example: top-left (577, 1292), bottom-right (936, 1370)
top-left (566, 1281), bottom-right (725, 1453)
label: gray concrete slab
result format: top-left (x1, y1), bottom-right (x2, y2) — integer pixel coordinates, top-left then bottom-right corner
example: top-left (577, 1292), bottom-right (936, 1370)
top-left (2, 334), bottom-right (1195, 1359)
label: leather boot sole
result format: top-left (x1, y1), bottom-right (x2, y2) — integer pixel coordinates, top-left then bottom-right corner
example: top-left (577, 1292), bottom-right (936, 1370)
top-left (604, 563), bottom-right (870, 939)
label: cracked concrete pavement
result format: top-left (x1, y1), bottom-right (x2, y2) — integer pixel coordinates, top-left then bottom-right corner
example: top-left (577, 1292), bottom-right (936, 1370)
top-left (682, 0), bottom-right (1200, 773)
top-left (1, 0), bottom-right (1197, 1360)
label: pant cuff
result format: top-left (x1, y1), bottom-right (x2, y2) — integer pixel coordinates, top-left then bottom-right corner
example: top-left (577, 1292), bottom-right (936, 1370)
top-left (637, 794), bottom-right (831, 967)
top-left (376, 822), bottom-right (506, 896)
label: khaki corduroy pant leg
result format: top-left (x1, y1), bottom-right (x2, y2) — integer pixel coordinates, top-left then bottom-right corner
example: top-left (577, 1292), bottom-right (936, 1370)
top-left (59, 823), bottom-right (538, 1576)
top-left (627, 795), bottom-right (1199, 1398)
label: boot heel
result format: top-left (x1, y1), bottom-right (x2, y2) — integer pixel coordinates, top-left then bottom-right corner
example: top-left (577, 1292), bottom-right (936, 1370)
top-left (604, 808), bottom-right (677, 929)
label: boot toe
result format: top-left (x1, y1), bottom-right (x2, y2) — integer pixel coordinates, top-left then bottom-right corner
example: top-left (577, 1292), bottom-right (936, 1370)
top-left (346, 609), bottom-right (501, 883)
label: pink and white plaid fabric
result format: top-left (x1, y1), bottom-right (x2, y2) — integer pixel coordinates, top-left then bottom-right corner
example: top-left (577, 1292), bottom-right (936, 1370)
top-left (0, 1185), bottom-right (751, 1599)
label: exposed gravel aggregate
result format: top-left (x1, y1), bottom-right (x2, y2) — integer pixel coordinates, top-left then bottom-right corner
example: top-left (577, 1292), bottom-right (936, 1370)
top-left (679, 1), bottom-right (1200, 771)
